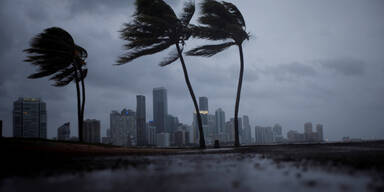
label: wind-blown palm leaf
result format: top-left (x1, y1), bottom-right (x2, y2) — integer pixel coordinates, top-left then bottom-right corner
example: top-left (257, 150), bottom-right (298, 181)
top-left (189, 25), bottom-right (231, 41)
top-left (187, 0), bottom-right (250, 147)
top-left (186, 42), bottom-right (236, 57)
top-left (180, 0), bottom-right (195, 26)
top-left (117, 41), bottom-right (173, 64)
top-left (118, 0), bottom-right (206, 148)
top-left (159, 48), bottom-right (181, 67)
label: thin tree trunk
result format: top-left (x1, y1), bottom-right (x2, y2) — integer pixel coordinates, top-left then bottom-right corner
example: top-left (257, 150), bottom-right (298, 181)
top-left (80, 73), bottom-right (86, 126)
top-left (234, 45), bottom-right (244, 147)
top-left (176, 43), bottom-right (206, 149)
top-left (73, 66), bottom-right (83, 142)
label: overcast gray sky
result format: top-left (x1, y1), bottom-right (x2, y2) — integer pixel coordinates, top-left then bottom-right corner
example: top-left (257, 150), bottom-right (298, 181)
top-left (1, 0), bottom-right (383, 141)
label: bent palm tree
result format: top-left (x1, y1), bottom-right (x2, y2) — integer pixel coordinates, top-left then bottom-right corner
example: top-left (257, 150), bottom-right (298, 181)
top-left (24, 27), bottom-right (88, 142)
top-left (186, 0), bottom-right (249, 147)
top-left (117, 0), bottom-right (206, 148)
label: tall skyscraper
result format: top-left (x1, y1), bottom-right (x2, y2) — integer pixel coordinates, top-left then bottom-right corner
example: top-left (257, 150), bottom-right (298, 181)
top-left (110, 109), bottom-right (136, 146)
top-left (136, 95), bottom-right (147, 146)
top-left (304, 122), bottom-right (313, 140)
top-left (242, 115), bottom-right (252, 144)
top-left (316, 124), bottom-right (324, 141)
top-left (199, 97), bottom-right (209, 125)
top-left (57, 122), bottom-right (70, 141)
top-left (153, 87), bottom-right (168, 133)
top-left (13, 97), bottom-right (47, 139)
top-left (83, 119), bottom-right (100, 144)
top-left (147, 121), bottom-right (156, 145)
top-left (215, 108), bottom-right (225, 133)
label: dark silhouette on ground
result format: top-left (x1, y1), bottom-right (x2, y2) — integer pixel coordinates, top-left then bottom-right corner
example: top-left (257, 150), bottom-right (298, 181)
top-left (1, 137), bottom-right (384, 179)
top-left (117, 0), bottom-right (206, 148)
top-left (186, 0), bottom-right (250, 147)
top-left (24, 27), bottom-right (88, 142)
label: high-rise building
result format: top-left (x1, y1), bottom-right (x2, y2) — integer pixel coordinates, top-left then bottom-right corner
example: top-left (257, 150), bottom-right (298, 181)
top-left (153, 87), bottom-right (168, 133)
top-left (208, 114), bottom-right (217, 140)
top-left (136, 95), bottom-right (147, 146)
top-left (83, 119), bottom-right (100, 144)
top-left (13, 97), bottom-right (47, 139)
top-left (147, 121), bottom-right (156, 145)
top-left (167, 115), bottom-right (179, 134)
top-left (215, 108), bottom-right (225, 133)
top-left (316, 124), bottom-right (324, 141)
top-left (156, 132), bottom-right (170, 147)
top-left (57, 122), bottom-right (70, 141)
top-left (242, 115), bottom-right (252, 144)
top-left (272, 124), bottom-right (283, 143)
top-left (199, 97), bottom-right (209, 125)
top-left (254, 126), bottom-right (273, 144)
top-left (110, 109), bottom-right (136, 146)
top-left (304, 122), bottom-right (313, 140)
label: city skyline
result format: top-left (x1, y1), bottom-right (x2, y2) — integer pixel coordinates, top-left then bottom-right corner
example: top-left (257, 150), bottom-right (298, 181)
top-left (0, 0), bottom-right (383, 141)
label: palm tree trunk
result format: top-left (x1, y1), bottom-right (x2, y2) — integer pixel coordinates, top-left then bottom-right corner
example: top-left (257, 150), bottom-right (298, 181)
top-left (80, 74), bottom-right (86, 127)
top-left (176, 43), bottom-right (206, 149)
top-left (73, 64), bottom-right (83, 142)
top-left (234, 45), bottom-right (244, 147)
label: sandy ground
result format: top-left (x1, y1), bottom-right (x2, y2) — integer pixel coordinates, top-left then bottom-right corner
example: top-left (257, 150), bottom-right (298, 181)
top-left (0, 138), bottom-right (383, 192)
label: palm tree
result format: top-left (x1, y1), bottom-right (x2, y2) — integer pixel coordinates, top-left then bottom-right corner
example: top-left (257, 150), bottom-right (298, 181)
top-left (186, 0), bottom-right (249, 147)
top-left (24, 27), bottom-right (88, 142)
top-left (117, 0), bottom-right (206, 148)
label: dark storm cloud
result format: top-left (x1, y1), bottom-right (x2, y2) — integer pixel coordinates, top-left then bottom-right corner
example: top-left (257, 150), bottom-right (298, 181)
top-left (0, 0), bottom-right (384, 141)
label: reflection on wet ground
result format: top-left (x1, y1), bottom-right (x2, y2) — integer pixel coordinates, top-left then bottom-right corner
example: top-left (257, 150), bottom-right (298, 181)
top-left (1, 153), bottom-right (382, 192)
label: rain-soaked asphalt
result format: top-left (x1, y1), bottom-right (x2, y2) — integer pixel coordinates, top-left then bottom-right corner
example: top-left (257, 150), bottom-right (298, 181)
top-left (1, 152), bottom-right (383, 192)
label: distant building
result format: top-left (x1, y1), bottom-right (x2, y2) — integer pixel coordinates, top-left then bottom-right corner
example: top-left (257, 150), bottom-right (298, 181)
top-left (153, 87), bottom-right (168, 133)
top-left (192, 96), bottom-right (209, 144)
top-left (136, 95), bottom-right (147, 146)
top-left (215, 108), bottom-right (225, 138)
top-left (316, 124), bottom-right (324, 141)
top-left (167, 115), bottom-right (179, 134)
top-left (147, 122), bottom-right (156, 145)
top-left (242, 115), bottom-right (252, 144)
top-left (156, 132), bottom-right (170, 147)
top-left (57, 122), bottom-right (70, 141)
top-left (102, 129), bottom-right (112, 145)
top-left (110, 109), bottom-right (136, 146)
top-left (254, 126), bottom-right (273, 144)
top-left (272, 124), bottom-right (283, 143)
top-left (287, 130), bottom-right (304, 142)
top-left (83, 119), bottom-right (100, 144)
top-left (207, 114), bottom-right (217, 143)
top-left (13, 97), bottom-right (47, 139)
top-left (304, 122), bottom-right (323, 142)
top-left (102, 137), bottom-right (112, 145)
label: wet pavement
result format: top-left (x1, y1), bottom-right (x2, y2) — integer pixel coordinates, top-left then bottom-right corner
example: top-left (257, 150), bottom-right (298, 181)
top-left (1, 153), bottom-right (382, 192)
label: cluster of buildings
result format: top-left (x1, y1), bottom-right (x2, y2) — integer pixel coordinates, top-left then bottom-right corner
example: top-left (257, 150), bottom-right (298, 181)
top-left (8, 94), bottom-right (325, 147)
top-left (287, 123), bottom-right (323, 143)
top-left (192, 97), bottom-right (253, 145)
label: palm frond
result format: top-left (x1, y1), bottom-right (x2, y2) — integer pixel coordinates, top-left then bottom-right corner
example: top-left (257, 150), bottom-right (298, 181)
top-left (222, 2), bottom-right (246, 28)
top-left (186, 42), bottom-right (236, 57)
top-left (189, 25), bottom-right (231, 40)
top-left (159, 47), bottom-right (181, 67)
top-left (135, 0), bottom-right (178, 24)
top-left (117, 41), bottom-right (173, 65)
top-left (180, 0), bottom-right (195, 25)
